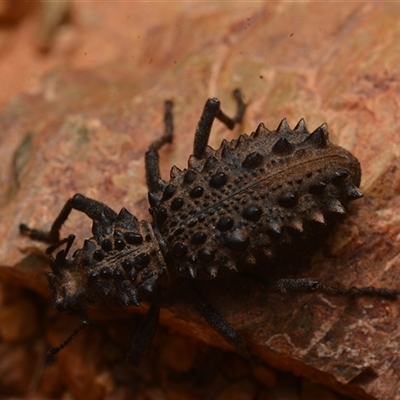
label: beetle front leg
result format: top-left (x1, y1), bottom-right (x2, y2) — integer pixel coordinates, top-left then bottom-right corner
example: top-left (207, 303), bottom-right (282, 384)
top-left (20, 193), bottom-right (117, 252)
top-left (20, 197), bottom-right (75, 245)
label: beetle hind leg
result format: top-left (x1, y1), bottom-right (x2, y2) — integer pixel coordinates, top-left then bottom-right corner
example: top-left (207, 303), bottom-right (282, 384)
top-left (265, 278), bottom-right (400, 299)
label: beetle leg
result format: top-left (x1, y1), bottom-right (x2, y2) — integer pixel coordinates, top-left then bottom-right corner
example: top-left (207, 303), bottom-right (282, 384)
top-left (265, 278), bottom-right (400, 299)
top-left (20, 193), bottom-right (117, 252)
top-left (127, 298), bottom-right (161, 365)
top-left (193, 89), bottom-right (246, 159)
top-left (20, 197), bottom-right (75, 245)
top-left (145, 100), bottom-right (174, 193)
top-left (190, 282), bottom-right (251, 359)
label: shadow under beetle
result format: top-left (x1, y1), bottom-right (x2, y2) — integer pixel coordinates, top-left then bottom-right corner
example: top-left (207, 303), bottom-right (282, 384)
top-left (20, 89), bottom-right (400, 364)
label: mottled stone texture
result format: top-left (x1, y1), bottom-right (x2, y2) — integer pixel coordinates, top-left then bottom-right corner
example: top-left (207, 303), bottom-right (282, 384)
top-left (0, 3), bottom-right (400, 400)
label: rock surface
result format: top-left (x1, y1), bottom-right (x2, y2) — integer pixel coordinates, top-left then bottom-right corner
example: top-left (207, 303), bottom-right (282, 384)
top-left (0, 3), bottom-right (399, 400)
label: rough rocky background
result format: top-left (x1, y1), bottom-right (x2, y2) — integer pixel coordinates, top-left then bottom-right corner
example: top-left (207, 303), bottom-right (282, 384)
top-left (0, 2), bottom-right (399, 400)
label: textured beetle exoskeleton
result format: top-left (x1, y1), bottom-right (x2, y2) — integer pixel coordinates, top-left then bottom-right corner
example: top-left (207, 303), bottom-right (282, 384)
top-left (20, 89), bottom-right (399, 363)
top-left (149, 118), bottom-right (362, 281)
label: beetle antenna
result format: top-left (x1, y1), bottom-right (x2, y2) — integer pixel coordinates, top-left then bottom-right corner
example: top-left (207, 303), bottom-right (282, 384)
top-left (47, 312), bottom-right (89, 356)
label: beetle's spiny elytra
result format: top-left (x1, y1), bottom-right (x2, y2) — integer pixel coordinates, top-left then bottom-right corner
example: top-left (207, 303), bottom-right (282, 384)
top-left (19, 89), bottom-right (398, 364)
top-left (149, 117), bottom-right (361, 280)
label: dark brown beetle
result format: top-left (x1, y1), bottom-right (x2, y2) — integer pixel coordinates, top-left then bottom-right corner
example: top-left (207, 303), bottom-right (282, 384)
top-left (20, 89), bottom-right (399, 364)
